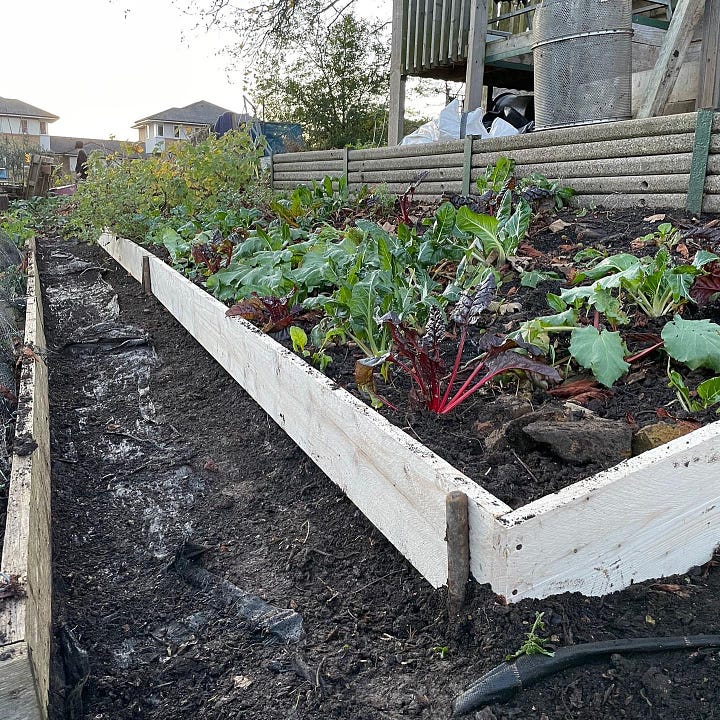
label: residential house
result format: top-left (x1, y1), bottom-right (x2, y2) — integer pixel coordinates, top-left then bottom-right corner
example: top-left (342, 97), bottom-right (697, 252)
top-left (132, 100), bottom-right (246, 153)
top-left (0, 97), bottom-right (58, 151)
top-left (49, 136), bottom-right (139, 178)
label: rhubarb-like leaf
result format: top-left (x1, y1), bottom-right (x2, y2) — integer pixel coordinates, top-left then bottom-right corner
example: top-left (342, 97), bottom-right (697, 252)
top-left (569, 325), bottom-right (630, 387)
top-left (662, 316), bottom-right (720, 372)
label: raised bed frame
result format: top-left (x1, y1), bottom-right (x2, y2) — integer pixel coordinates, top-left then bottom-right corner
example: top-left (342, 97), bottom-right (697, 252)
top-left (100, 233), bottom-right (720, 603)
top-left (0, 239), bottom-right (51, 719)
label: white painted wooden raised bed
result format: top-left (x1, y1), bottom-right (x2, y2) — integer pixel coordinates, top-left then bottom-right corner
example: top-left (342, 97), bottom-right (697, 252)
top-left (100, 233), bottom-right (720, 602)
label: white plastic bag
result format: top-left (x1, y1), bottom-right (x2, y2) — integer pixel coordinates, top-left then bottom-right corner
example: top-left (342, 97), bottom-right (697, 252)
top-left (400, 119), bottom-right (440, 145)
top-left (437, 98), bottom-right (462, 141)
top-left (488, 117), bottom-right (519, 137)
top-left (400, 99), bottom-right (493, 144)
top-left (464, 107), bottom-right (490, 138)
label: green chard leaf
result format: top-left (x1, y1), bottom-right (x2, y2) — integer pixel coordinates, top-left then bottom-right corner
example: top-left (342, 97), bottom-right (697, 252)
top-left (455, 206), bottom-right (499, 244)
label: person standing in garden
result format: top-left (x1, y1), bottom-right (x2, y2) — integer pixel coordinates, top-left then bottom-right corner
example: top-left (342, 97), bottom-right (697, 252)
top-left (75, 141), bottom-right (88, 181)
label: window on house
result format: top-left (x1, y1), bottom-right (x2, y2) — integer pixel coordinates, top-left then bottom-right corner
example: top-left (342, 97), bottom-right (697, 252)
top-left (20, 119), bottom-right (28, 134)
top-left (157, 123), bottom-right (164, 137)
top-left (39, 121), bottom-right (48, 134)
top-left (173, 125), bottom-right (181, 138)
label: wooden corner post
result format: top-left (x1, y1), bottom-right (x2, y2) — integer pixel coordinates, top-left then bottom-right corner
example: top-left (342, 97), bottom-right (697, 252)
top-left (446, 490), bottom-right (470, 616)
top-left (142, 255), bottom-right (152, 296)
top-left (697, 0), bottom-right (720, 110)
top-left (637, 0), bottom-right (706, 118)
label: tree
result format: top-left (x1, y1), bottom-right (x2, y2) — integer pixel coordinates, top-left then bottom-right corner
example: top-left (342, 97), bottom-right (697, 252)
top-left (175, 0), bottom-right (368, 54)
top-left (251, 13), bottom-right (390, 149)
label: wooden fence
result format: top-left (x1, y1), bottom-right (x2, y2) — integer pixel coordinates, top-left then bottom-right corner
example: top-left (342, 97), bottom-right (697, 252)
top-left (271, 111), bottom-right (720, 214)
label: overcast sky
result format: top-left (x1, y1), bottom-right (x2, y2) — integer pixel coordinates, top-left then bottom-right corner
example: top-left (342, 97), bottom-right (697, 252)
top-left (4, 0), bottom-right (404, 141)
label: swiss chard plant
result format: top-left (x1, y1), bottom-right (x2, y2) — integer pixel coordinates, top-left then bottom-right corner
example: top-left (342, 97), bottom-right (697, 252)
top-left (381, 276), bottom-right (560, 414)
top-left (475, 157), bottom-right (574, 211)
top-left (455, 191), bottom-right (533, 269)
top-left (225, 290), bottom-right (318, 334)
top-left (560, 249), bottom-right (700, 320)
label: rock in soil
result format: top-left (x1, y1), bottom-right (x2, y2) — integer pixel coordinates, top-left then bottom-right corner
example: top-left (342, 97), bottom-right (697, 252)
top-left (522, 416), bottom-right (633, 465)
top-left (632, 421), bottom-right (698, 456)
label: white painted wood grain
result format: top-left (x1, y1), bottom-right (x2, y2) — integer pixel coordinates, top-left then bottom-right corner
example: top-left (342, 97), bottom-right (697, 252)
top-left (98, 233), bottom-right (510, 588)
top-left (499, 422), bottom-right (720, 600)
top-left (0, 643), bottom-right (43, 720)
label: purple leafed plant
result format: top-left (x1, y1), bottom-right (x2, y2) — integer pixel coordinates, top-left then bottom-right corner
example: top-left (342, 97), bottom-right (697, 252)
top-left (226, 291), bottom-right (317, 334)
top-left (382, 276), bottom-right (561, 414)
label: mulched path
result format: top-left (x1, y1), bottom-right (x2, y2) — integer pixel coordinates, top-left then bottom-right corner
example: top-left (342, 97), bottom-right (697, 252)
top-left (43, 227), bottom-right (720, 720)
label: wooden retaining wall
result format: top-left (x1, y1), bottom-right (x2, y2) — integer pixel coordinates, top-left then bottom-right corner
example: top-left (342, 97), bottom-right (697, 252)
top-left (272, 111), bottom-right (720, 213)
top-left (100, 233), bottom-right (720, 604)
top-left (0, 239), bottom-right (51, 719)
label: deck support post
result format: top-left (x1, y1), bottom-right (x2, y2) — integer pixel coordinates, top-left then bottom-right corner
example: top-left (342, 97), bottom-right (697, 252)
top-left (389, 0), bottom-right (407, 145)
top-left (464, 0), bottom-right (488, 112)
top-left (697, 0), bottom-right (720, 109)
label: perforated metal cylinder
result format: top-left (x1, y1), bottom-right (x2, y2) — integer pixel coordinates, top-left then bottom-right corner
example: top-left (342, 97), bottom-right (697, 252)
top-left (533, 0), bottom-right (633, 129)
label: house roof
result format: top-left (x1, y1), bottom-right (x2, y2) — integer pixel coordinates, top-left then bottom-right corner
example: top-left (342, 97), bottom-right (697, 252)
top-left (132, 100), bottom-right (236, 128)
top-left (49, 136), bottom-right (138, 155)
top-left (0, 97), bottom-right (59, 121)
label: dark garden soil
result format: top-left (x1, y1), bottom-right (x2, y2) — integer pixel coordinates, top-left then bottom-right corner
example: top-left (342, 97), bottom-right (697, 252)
top-left (42, 213), bottom-right (720, 720)
top-left (300, 204), bottom-right (720, 508)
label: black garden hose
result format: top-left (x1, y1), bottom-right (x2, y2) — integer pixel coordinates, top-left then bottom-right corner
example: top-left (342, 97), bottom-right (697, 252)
top-left (453, 634), bottom-right (720, 716)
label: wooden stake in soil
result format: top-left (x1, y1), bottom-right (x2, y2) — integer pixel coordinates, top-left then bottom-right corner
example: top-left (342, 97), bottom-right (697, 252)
top-left (446, 490), bottom-right (470, 616)
top-left (141, 255), bottom-right (152, 296)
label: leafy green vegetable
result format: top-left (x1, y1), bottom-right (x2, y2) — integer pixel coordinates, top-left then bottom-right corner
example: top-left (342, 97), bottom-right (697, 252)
top-left (519, 270), bottom-right (562, 289)
top-left (668, 370), bottom-right (720, 413)
top-left (662, 316), bottom-right (720, 372)
top-left (566, 249), bottom-right (699, 319)
top-left (456, 196), bottom-right (532, 268)
top-left (569, 325), bottom-right (630, 387)
top-left (698, 376), bottom-right (720, 407)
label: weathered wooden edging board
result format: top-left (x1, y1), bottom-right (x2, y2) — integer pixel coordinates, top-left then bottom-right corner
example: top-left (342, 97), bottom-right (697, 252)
top-left (99, 234), bottom-right (720, 603)
top-left (0, 238), bottom-right (51, 719)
